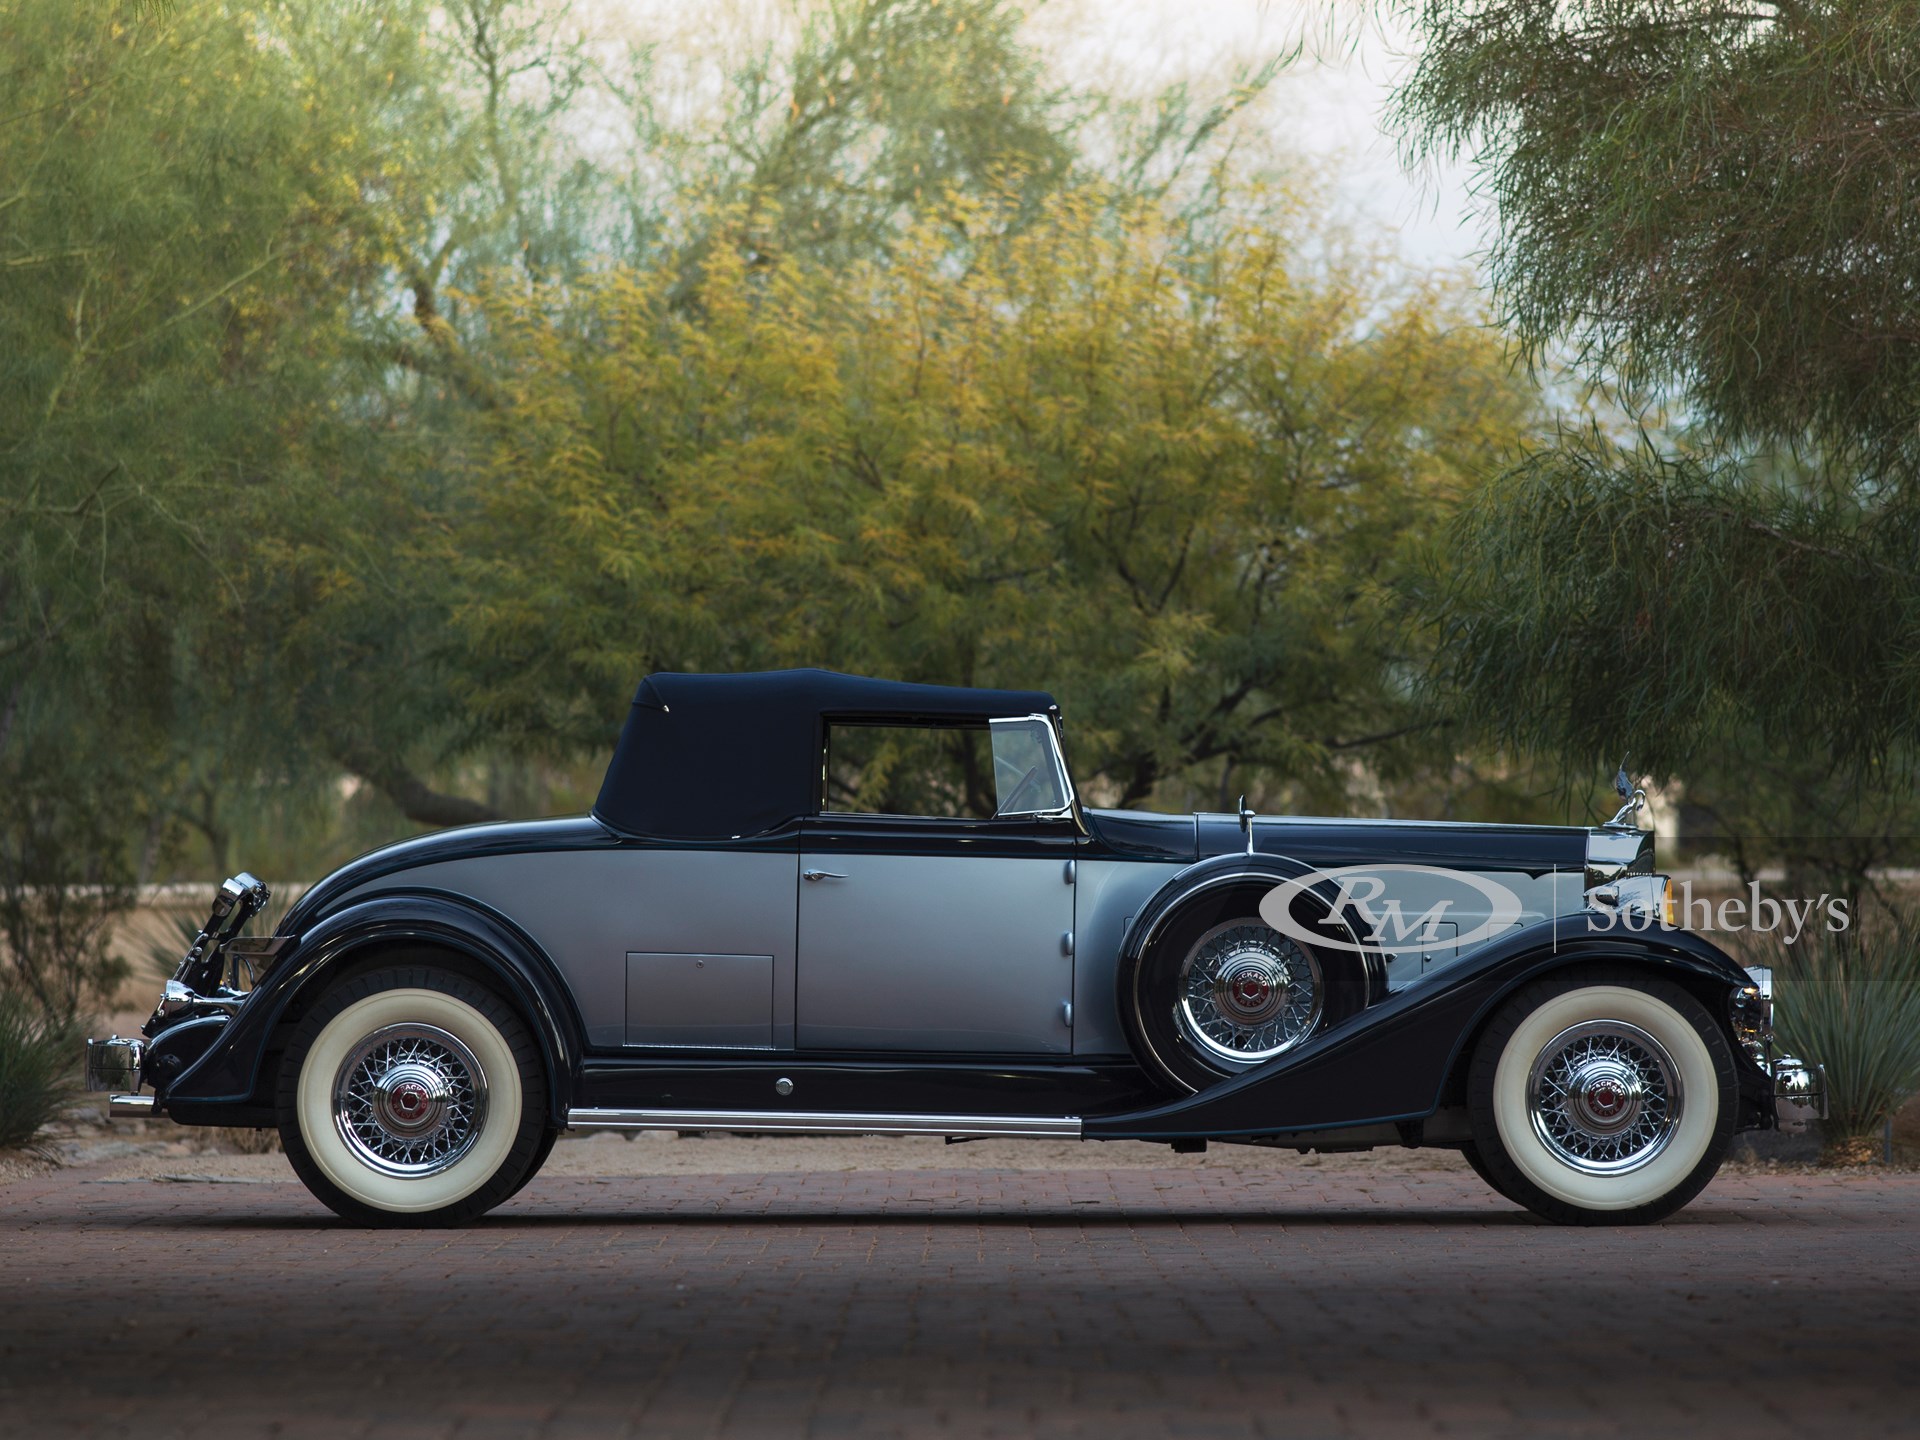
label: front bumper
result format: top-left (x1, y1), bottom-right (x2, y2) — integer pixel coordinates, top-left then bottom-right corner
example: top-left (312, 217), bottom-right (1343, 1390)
top-left (88, 871), bottom-right (287, 1125)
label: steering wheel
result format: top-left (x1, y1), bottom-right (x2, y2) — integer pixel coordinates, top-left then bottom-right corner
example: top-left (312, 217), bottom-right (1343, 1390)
top-left (998, 763), bottom-right (1041, 816)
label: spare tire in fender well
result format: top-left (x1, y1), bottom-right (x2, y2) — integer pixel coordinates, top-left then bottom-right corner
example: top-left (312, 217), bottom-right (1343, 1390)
top-left (159, 892), bottom-right (585, 1129)
top-left (1116, 853), bottom-right (1385, 1093)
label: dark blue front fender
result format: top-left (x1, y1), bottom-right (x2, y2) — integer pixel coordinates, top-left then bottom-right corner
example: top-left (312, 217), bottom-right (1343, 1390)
top-left (1088, 917), bottom-right (1759, 1141)
top-left (161, 891), bottom-right (585, 1128)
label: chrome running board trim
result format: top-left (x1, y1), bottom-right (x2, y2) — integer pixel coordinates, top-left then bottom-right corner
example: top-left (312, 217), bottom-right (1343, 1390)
top-left (566, 1108), bottom-right (1082, 1139)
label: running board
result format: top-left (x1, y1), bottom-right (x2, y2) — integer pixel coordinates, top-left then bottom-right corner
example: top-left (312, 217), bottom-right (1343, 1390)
top-left (566, 1108), bottom-right (1083, 1139)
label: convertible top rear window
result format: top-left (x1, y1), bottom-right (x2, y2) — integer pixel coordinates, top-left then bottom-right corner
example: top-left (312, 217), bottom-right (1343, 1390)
top-left (593, 669), bottom-right (1059, 840)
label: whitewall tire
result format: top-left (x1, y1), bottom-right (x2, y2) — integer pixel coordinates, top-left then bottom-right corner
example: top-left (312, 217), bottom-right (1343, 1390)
top-left (277, 966), bottom-right (550, 1225)
top-left (1467, 970), bottom-right (1736, 1225)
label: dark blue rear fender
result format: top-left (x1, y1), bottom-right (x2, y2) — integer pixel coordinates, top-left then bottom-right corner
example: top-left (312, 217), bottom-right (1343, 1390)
top-left (1088, 917), bottom-right (1758, 1141)
top-left (161, 892), bottom-right (585, 1128)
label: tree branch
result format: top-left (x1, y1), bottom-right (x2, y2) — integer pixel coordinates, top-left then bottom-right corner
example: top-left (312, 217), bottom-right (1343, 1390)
top-left (333, 745), bottom-right (504, 829)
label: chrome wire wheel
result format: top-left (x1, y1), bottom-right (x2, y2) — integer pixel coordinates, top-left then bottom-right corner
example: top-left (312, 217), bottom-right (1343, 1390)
top-left (1175, 921), bottom-right (1323, 1066)
top-left (1525, 1019), bottom-right (1681, 1176)
top-left (332, 1023), bottom-right (488, 1179)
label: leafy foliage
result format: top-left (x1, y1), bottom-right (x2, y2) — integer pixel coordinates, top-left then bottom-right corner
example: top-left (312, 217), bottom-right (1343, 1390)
top-left (0, 755), bottom-right (131, 1024)
top-left (1413, 434), bottom-right (1920, 776)
top-left (449, 186), bottom-right (1537, 808)
top-left (1391, 0), bottom-right (1920, 472)
top-left (1389, 0), bottom-right (1920, 823)
top-left (683, 0), bottom-right (1076, 268)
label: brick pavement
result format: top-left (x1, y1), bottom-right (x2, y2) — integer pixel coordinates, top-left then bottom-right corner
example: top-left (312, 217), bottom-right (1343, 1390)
top-left (1, 1165), bottom-right (1915, 1438)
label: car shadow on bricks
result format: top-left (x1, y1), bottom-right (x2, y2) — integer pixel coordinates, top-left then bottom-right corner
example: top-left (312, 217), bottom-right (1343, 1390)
top-left (124, 1203), bottom-right (1557, 1230)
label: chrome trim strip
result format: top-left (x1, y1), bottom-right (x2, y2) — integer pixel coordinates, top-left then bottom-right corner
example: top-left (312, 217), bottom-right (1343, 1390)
top-left (108, 1094), bottom-right (156, 1119)
top-left (566, 1107), bottom-right (1083, 1138)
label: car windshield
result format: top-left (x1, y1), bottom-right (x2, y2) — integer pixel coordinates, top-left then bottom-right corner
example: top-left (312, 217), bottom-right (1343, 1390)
top-left (988, 716), bottom-right (1070, 816)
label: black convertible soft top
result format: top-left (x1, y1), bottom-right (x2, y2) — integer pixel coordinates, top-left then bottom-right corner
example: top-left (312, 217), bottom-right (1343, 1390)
top-left (593, 669), bottom-right (1059, 840)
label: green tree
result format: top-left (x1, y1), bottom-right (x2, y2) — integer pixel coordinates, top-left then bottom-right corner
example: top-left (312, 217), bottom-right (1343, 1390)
top-left (449, 184), bottom-right (1539, 809)
top-left (0, 0), bottom-right (394, 941)
top-left (0, 0), bottom-right (624, 866)
top-left (1388, 0), bottom-right (1920, 782)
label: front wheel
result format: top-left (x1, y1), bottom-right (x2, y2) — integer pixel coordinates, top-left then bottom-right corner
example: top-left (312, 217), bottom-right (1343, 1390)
top-left (276, 965), bottom-right (550, 1226)
top-left (1466, 970), bottom-right (1736, 1225)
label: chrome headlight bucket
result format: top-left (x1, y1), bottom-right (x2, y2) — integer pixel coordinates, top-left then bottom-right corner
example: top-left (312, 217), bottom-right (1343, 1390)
top-left (84, 1036), bottom-right (145, 1093)
top-left (1730, 966), bottom-right (1773, 1067)
top-left (1728, 966), bottom-right (1826, 1129)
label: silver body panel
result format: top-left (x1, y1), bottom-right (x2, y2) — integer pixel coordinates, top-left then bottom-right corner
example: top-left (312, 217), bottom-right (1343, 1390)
top-left (341, 835), bottom-right (1596, 1058)
top-left (796, 852), bottom-right (1073, 1052)
top-left (625, 952), bottom-right (774, 1049)
top-left (342, 849), bottom-right (799, 1051)
top-left (1071, 859), bottom-right (1186, 1055)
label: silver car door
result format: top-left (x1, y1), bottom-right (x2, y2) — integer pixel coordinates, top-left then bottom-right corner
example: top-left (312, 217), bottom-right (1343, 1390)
top-left (797, 815), bottom-right (1076, 1052)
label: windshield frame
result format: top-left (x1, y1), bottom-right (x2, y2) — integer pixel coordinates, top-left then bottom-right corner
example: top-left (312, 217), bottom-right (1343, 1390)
top-left (988, 713), bottom-right (1078, 822)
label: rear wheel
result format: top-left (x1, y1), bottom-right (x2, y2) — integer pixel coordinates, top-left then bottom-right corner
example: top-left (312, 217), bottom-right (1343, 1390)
top-left (1466, 970), bottom-right (1736, 1225)
top-left (277, 966), bottom-right (549, 1226)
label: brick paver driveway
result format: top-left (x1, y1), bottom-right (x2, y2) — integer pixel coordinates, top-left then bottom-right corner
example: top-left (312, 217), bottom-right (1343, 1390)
top-left (2, 1165), bottom-right (1915, 1438)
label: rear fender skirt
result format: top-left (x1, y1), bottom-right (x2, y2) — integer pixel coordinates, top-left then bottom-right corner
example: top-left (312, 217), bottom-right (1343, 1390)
top-left (160, 891), bottom-right (584, 1128)
top-left (1087, 917), bottom-right (1754, 1141)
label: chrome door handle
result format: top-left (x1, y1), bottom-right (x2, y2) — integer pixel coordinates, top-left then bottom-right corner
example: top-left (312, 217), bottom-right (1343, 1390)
top-left (803, 869), bottom-right (848, 882)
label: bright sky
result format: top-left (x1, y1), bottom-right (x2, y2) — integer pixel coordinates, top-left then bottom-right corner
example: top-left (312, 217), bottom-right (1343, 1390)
top-left (591, 0), bottom-right (1490, 271)
top-left (1034, 0), bottom-right (1487, 269)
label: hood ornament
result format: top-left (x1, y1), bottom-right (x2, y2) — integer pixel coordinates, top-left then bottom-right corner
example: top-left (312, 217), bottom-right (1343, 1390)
top-left (1607, 756), bottom-right (1647, 829)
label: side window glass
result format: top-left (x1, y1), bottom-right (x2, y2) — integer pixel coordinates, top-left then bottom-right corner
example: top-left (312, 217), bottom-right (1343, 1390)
top-left (824, 724), bottom-right (994, 818)
top-left (989, 717), bottom-right (1069, 816)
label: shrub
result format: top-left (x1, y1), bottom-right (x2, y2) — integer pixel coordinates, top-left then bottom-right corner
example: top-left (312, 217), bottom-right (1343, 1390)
top-left (0, 992), bottom-right (79, 1152)
top-left (0, 752), bottom-right (133, 1026)
top-left (1772, 921), bottom-right (1920, 1163)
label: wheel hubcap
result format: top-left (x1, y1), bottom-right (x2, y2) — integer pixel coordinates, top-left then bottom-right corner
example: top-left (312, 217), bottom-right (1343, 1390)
top-left (1176, 923), bottom-right (1323, 1066)
top-left (1526, 1020), bottom-right (1681, 1175)
top-left (333, 1024), bottom-right (488, 1177)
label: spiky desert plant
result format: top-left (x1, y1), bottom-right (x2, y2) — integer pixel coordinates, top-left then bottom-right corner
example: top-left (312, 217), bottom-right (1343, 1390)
top-left (0, 993), bottom-right (79, 1152)
top-left (1772, 920), bottom-right (1920, 1162)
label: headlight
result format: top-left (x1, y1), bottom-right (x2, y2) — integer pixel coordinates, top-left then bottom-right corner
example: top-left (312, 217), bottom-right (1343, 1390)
top-left (1729, 969), bottom-right (1773, 1067)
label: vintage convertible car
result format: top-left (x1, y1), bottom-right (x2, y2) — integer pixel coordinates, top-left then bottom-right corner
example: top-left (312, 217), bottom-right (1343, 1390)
top-left (88, 669), bottom-right (1821, 1225)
